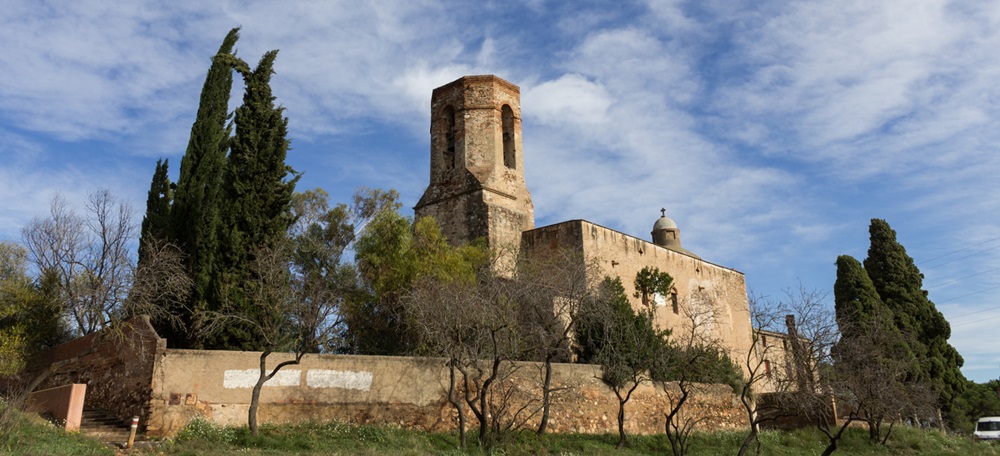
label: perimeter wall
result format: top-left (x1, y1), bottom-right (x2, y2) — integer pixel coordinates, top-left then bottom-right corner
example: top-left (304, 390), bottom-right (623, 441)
top-left (148, 349), bottom-right (746, 437)
top-left (35, 321), bottom-right (748, 438)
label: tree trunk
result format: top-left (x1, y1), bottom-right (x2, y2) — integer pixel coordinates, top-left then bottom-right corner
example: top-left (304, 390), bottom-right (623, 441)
top-left (447, 361), bottom-right (466, 449)
top-left (664, 384), bottom-right (690, 456)
top-left (1, 364), bottom-right (57, 433)
top-left (537, 356), bottom-right (554, 435)
top-left (737, 428), bottom-right (758, 456)
top-left (478, 393), bottom-right (489, 447)
top-left (616, 391), bottom-right (627, 449)
top-left (880, 419), bottom-right (896, 445)
top-left (8, 365), bottom-right (55, 412)
top-left (867, 418), bottom-right (879, 442)
top-left (248, 351), bottom-right (270, 436)
top-left (246, 350), bottom-right (303, 437)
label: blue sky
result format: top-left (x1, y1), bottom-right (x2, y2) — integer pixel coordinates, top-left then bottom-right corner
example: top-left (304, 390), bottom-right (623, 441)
top-left (1, 0), bottom-right (999, 382)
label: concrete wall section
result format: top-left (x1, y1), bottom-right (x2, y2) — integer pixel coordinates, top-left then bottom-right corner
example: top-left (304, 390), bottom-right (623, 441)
top-left (27, 383), bottom-right (87, 431)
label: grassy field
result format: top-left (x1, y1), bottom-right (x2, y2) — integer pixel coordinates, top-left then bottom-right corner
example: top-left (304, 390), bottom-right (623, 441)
top-left (3, 410), bottom-right (1000, 455)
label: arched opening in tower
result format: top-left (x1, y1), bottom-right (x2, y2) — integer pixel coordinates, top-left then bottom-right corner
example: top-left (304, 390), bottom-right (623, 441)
top-left (501, 104), bottom-right (515, 169)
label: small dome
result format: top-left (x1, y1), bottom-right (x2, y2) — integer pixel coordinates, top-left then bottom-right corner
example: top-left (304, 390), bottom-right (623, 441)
top-left (653, 215), bottom-right (678, 231)
top-left (652, 208), bottom-right (678, 231)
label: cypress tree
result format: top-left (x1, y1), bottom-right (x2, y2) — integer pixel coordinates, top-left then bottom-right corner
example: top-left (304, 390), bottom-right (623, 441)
top-left (137, 158), bottom-right (178, 341)
top-left (138, 158), bottom-right (172, 263)
top-left (862, 218), bottom-right (966, 419)
top-left (212, 49), bottom-right (299, 350)
top-left (833, 254), bottom-right (915, 367)
top-left (169, 27), bottom-right (240, 348)
top-left (833, 255), bottom-right (888, 335)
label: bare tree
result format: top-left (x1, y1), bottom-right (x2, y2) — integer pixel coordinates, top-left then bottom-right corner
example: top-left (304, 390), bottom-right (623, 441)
top-left (654, 290), bottom-right (741, 456)
top-left (734, 286), bottom-right (847, 455)
top-left (22, 191), bottom-right (135, 335)
top-left (758, 286), bottom-right (855, 456)
top-left (122, 238), bottom-right (193, 336)
top-left (515, 247), bottom-right (599, 435)
top-left (4, 193), bottom-right (193, 443)
top-left (832, 315), bottom-right (937, 445)
top-left (736, 291), bottom-right (789, 456)
top-left (407, 264), bottom-right (532, 450)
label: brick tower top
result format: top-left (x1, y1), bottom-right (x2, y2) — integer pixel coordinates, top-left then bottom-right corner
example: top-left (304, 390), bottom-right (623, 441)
top-left (415, 75), bottom-right (534, 256)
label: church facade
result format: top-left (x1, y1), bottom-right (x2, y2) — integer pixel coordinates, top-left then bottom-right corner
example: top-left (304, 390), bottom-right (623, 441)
top-left (415, 75), bottom-right (754, 372)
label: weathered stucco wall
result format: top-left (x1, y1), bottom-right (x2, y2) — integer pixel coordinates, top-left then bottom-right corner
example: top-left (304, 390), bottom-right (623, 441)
top-left (147, 350), bottom-right (746, 437)
top-left (522, 220), bottom-right (755, 376)
top-left (147, 351), bottom-right (451, 436)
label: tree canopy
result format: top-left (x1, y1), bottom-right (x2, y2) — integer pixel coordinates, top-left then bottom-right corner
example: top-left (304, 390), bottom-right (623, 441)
top-left (833, 219), bottom-right (967, 432)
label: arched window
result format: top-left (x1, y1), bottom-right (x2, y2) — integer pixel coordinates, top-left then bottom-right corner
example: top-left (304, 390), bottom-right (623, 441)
top-left (443, 106), bottom-right (456, 170)
top-left (501, 104), bottom-right (515, 169)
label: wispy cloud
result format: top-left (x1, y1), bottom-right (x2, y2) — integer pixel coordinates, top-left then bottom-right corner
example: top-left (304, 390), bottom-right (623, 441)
top-left (2, 0), bottom-right (999, 380)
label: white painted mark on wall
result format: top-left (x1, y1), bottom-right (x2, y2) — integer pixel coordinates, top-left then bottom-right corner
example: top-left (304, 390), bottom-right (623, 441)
top-left (223, 369), bottom-right (301, 389)
top-left (306, 370), bottom-right (373, 391)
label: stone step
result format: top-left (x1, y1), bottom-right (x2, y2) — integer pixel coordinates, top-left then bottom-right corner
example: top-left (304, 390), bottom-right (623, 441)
top-left (79, 408), bottom-right (143, 444)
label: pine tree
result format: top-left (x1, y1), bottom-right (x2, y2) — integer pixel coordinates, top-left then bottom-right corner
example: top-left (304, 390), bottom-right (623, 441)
top-left (212, 49), bottom-right (299, 350)
top-left (862, 218), bottom-right (966, 421)
top-left (138, 158), bottom-right (172, 264)
top-left (169, 27), bottom-right (240, 348)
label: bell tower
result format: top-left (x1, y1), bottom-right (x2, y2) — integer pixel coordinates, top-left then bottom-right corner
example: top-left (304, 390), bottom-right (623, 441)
top-left (415, 75), bottom-right (534, 255)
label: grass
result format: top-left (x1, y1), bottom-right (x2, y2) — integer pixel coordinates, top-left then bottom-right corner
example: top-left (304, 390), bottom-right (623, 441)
top-left (3, 408), bottom-right (1000, 455)
top-left (0, 409), bottom-right (114, 456)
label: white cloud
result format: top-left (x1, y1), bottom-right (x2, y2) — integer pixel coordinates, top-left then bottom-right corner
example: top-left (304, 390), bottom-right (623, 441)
top-left (3, 0), bottom-right (1000, 381)
top-left (523, 74), bottom-right (613, 126)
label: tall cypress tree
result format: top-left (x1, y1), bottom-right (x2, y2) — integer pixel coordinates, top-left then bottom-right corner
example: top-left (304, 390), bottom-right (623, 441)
top-left (138, 158), bottom-right (172, 262)
top-left (862, 218), bottom-right (966, 419)
top-left (833, 254), bottom-right (915, 367)
top-left (833, 255), bottom-right (888, 334)
top-left (137, 158), bottom-right (177, 341)
top-left (212, 49), bottom-right (299, 350)
top-left (169, 27), bottom-right (240, 348)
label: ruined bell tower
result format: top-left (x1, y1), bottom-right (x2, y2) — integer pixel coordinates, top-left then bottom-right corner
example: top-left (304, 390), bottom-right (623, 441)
top-left (414, 75), bottom-right (534, 255)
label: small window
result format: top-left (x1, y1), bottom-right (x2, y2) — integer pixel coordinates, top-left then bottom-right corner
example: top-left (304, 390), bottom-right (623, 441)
top-left (501, 104), bottom-right (515, 169)
top-left (443, 106), bottom-right (456, 170)
top-left (761, 335), bottom-right (768, 347)
top-left (764, 360), bottom-right (772, 378)
top-left (670, 291), bottom-right (679, 315)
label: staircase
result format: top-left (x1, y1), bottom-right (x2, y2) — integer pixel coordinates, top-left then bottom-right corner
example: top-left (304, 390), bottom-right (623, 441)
top-left (79, 408), bottom-right (138, 445)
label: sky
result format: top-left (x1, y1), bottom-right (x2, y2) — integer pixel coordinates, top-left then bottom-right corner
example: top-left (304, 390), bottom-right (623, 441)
top-left (1, 0), bottom-right (999, 382)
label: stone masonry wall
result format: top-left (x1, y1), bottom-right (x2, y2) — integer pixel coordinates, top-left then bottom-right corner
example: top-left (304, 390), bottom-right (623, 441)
top-left (34, 316), bottom-right (163, 427)
top-left (148, 349), bottom-right (746, 437)
top-left (522, 220), bottom-right (756, 377)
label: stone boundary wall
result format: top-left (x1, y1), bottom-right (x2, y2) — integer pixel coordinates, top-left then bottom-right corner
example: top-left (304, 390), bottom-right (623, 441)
top-left (34, 321), bottom-right (748, 438)
top-left (34, 316), bottom-right (164, 426)
top-left (148, 349), bottom-right (747, 437)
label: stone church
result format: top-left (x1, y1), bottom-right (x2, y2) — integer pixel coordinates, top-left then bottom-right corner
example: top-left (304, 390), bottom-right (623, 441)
top-left (415, 75), bottom-right (754, 370)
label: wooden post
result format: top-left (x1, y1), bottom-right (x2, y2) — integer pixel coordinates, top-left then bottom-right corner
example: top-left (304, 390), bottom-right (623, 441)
top-left (126, 416), bottom-right (138, 449)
